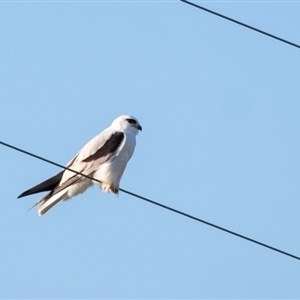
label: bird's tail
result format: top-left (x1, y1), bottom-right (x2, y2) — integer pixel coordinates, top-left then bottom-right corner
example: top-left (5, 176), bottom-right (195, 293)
top-left (27, 189), bottom-right (67, 216)
top-left (37, 189), bottom-right (68, 216)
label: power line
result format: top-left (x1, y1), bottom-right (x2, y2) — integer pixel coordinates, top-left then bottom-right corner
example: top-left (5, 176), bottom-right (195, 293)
top-left (1, 140), bottom-right (299, 261)
top-left (181, 0), bottom-right (300, 50)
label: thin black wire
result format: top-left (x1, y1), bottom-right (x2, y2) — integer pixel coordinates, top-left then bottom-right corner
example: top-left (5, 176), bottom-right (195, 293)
top-left (1, 140), bottom-right (299, 261)
top-left (181, 0), bottom-right (300, 50)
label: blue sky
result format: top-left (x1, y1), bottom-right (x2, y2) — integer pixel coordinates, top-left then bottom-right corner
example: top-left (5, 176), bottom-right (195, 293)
top-left (1, 1), bottom-right (300, 298)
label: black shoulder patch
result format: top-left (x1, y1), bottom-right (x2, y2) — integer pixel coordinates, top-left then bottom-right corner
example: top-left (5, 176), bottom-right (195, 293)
top-left (82, 132), bottom-right (125, 163)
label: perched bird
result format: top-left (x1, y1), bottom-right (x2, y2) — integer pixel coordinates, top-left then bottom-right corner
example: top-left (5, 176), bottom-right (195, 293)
top-left (18, 115), bottom-right (142, 216)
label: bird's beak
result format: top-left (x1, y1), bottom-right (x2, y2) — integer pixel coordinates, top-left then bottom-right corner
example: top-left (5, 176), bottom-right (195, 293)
top-left (137, 124), bottom-right (142, 131)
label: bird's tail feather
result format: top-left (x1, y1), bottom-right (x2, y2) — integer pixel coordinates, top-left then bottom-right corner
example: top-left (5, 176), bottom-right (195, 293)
top-left (36, 190), bottom-right (67, 216)
top-left (28, 190), bottom-right (66, 216)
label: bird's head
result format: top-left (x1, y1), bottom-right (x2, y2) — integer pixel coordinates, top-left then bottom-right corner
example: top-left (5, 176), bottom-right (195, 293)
top-left (111, 115), bottom-right (142, 134)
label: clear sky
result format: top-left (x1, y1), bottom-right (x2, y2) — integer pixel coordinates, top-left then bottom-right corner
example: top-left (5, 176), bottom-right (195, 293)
top-left (1, 1), bottom-right (300, 299)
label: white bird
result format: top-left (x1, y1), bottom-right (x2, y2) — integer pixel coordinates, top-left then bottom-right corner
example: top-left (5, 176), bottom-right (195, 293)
top-left (18, 115), bottom-right (142, 216)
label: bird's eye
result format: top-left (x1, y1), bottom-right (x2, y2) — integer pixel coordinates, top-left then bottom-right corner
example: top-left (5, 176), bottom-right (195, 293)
top-left (127, 118), bottom-right (137, 125)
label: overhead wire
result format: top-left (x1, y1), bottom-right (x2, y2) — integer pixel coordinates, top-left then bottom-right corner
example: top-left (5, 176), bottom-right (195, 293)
top-left (1, 140), bottom-right (299, 261)
top-left (181, 0), bottom-right (300, 50)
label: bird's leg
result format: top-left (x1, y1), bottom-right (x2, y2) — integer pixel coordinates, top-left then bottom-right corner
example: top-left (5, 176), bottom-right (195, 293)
top-left (109, 184), bottom-right (119, 194)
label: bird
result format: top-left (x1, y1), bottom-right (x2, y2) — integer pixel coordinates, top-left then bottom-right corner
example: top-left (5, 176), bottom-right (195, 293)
top-left (18, 115), bottom-right (142, 216)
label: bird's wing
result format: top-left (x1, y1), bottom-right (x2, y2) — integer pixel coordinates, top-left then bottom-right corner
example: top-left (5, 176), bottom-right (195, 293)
top-left (17, 155), bottom-right (78, 199)
top-left (27, 174), bottom-right (82, 213)
top-left (17, 171), bottom-right (64, 198)
top-left (76, 128), bottom-right (125, 163)
top-left (58, 129), bottom-right (125, 185)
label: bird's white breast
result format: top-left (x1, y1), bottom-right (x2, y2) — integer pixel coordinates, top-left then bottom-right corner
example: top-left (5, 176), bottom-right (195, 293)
top-left (93, 130), bottom-right (136, 190)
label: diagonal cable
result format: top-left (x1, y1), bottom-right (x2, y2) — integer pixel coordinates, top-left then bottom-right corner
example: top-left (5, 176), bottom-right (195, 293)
top-left (0, 140), bottom-right (299, 261)
top-left (181, 0), bottom-right (300, 50)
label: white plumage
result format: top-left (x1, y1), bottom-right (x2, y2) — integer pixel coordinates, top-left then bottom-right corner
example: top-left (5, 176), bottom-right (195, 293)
top-left (18, 115), bottom-right (142, 216)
